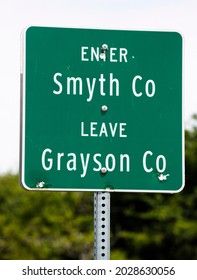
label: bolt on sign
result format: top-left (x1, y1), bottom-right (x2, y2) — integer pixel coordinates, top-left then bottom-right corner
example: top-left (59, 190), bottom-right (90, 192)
top-left (20, 26), bottom-right (184, 193)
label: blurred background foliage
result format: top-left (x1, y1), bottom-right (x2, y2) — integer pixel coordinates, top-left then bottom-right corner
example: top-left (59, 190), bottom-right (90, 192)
top-left (0, 115), bottom-right (197, 260)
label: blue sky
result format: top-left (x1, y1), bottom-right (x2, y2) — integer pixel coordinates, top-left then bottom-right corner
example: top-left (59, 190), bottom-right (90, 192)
top-left (0, 0), bottom-right (196, 174)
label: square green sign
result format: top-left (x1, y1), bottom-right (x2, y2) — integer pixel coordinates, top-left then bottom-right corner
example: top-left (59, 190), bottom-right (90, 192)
top-left (20, 26), bottom-right (184, 192)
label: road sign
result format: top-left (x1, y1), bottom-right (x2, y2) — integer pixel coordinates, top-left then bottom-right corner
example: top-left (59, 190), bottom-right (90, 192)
top-left (20, 26), bottom-right (184, 192)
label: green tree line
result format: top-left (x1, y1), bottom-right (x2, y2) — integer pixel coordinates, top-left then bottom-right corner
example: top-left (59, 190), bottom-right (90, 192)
top-left (0, 116), bottom-right (197, 259)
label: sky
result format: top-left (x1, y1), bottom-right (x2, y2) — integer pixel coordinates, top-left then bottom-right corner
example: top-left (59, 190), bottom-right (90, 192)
top-left (0, 0), bottom-right (196, 175)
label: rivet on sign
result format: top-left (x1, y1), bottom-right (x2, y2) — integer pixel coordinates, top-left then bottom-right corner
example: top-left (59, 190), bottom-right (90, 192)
top-left (101, 105), bottom-right (108, 112)
top-left (100, 167), bottom-right (108, 174)
top-left (100, 44), bottom-right (108, 61)
top-left (101, 44), bottom-right (108, 51)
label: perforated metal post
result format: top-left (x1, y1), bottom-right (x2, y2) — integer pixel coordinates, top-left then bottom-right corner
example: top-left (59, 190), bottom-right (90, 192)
top-left (94, 192), bottom-right (110, 260)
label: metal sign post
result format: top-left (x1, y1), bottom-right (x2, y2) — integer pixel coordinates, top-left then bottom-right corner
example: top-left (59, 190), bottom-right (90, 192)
top-left (94, 192), bottom-right (110, 260)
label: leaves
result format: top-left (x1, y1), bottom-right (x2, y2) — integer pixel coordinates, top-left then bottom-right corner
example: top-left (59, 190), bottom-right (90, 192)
top-left (0, 175), bottom-right (94, 259)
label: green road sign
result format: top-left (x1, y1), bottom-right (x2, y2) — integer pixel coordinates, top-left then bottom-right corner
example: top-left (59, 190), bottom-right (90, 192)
top-left (20, 26), bottom-right (184, 192)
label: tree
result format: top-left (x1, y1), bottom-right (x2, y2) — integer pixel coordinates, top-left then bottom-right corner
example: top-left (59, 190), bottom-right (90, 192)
top-left (0, 174), bottom-right (94, 259)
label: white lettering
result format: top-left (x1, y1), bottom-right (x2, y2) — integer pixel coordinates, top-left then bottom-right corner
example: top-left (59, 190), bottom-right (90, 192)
top-left (81, 122), bottom-right (127, 138)
top-left (132, 75), bottom-right (143, 97)
top-left (53, 73), bottom-right (63, 94)
top-left (110, 73), bottom-right (119, 96)
top-left (42, 148), bottom-right (53, 170)
top-left (109, 123), bottom-right (118, 137)
top-left (99, 123), bottom-right (108, 137)
top-left (132, 75), bottom-right (156, 97)
top-left (143, 151), bottom-right (167, 173)
top-left (156, 155), bottom-right (166, 173)
top-left (110, 48), bottom-right (117, 62)
top-left (120, 48), bottom-right (128, 62)
top-left (86, 78), bottom-right (96, 102)
top-left (57, 153), bottom-right (64, 171)
top-left (67, 153), bottom-right (77, 171)
top-left (119, 123), bottom-right (127, 137)
top-left (91, 47), bottom-right (99, 61)
top-left (53, 73), bottom-right (120, 102)
top-left (99, 74), bottom-right (106, 96)
top-left (81, 46), bottom-right (128, 62)
top-left (90, 122), bottom-right (98, 137)
top-left (105, 154), bottom-right (116, 172)
top-left (93, 153), bottom-right (102, 171)
top-left (143, 151), bottom-right (153, 172)
top-left (81, 122), bottom-right (88, 136)
top-left (120, 154), bottom-right (130, 172)
top-left (80, 153), bottom-right (90, 177)
top-left (81, 46), bottom-right (88, 61)
top-left (41, 149), bottom-right (131, 175)
top-left (67, 77), bottom-right (82, 95)
top-left (145, 80), bottom-right (156, 97)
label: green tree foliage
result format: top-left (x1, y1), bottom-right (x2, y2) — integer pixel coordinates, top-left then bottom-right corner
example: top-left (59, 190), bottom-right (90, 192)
top-left (0, 175), bottom-right (93, 259)
top-left (0, 115), bottom-right (197, 259)
top-left (185, 114), bottom-right (197, 188)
